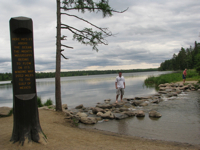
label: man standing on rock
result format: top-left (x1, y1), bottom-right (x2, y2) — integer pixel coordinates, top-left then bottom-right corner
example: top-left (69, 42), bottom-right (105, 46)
top-left (183, 68), bottom-right (187, 83)
top-left (115, 72), bottom-right (125, 103)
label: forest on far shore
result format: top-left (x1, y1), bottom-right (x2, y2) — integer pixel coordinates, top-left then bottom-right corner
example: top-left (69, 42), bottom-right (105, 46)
top-left (0, 68), bottom-right (158, 81)
top-left (158, 41), bottom-right (200, 75)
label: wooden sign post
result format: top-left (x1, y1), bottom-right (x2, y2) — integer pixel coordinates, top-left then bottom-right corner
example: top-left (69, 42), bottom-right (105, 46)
top-left (10, 16), bottom-right (46, 145)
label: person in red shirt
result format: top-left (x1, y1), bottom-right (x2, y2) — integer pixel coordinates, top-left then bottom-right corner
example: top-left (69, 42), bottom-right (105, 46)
top-left (183, 69), bottom-right (187, 83)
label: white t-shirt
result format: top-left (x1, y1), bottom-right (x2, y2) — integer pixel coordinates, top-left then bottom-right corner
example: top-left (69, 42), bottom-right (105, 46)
top-left (115, 76), bottom-right (125, 88)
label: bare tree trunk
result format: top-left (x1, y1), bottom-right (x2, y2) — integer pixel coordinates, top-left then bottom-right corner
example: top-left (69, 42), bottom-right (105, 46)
top-left (55, 0), bottom-right (62, 111)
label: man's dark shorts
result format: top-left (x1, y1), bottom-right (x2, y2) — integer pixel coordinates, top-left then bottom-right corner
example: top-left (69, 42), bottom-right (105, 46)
top-left (182, 74), bottom-right (186, 79)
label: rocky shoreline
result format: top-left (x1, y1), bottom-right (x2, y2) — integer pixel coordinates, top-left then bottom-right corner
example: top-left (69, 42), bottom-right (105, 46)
top-left (1, 82), bottom-right (200, 125)
top-left (41, 82), bottom-right (200, 124)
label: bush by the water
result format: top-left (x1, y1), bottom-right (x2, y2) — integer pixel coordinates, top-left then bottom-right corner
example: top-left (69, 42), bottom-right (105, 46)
top-left (44, 98), bottom-right (53, 106)
top-left (144, 70), bottom-right (200, 86)
top-left (37, 97), bottom-right (43, 107)
top-left (37, 97), bottom-right (53, 107)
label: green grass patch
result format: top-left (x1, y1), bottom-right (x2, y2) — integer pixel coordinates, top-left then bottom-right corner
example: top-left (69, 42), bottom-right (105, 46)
top-left (144, 70), bottom-right (200, 86)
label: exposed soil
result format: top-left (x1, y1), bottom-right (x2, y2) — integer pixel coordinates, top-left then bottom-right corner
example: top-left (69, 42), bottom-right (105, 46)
top-left (0, 109), bottom-right (199, 150)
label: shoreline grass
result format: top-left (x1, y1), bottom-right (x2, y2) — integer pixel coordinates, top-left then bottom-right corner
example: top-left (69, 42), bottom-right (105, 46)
top-left (144, 70), bottom-right (200, 86)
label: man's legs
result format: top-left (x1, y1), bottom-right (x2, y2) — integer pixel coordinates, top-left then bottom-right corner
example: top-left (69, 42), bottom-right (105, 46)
top-left (120, 94), bottom-right (123, 102)
top-left (116, 94), bottom-right (119, 103)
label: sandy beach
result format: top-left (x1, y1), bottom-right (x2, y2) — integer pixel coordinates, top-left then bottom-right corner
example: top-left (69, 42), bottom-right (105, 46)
top-left (0, 109), bottom-right (199, 150)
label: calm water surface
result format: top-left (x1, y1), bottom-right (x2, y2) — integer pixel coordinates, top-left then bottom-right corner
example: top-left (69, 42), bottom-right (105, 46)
top-left (1, 71), bottom-right (199, 145)
top-left (0, 71), bottom-right (170, 108)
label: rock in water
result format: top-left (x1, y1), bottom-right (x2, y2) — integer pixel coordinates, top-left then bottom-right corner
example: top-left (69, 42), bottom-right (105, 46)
top-left (113, 113), bottom-right (129, 120)
top-left (149, 110), bottom-right (162, 118)
top-left (80, 117), bottom-right (97, 124)
top-left (75, 104), bottom-right (83, 109)
top-left (134, 110), bottom-right (145, 117)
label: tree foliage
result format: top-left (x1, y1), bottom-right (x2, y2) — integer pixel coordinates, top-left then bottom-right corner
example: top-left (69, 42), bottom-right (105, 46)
top-left (158, 41), bottom-right (200, 74)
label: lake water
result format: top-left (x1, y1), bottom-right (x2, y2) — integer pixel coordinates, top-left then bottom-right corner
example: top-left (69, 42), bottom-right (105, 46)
top-left (0, 71), bottom-right (171, 108)
top-left (0, 71), bottom-right (200, 145)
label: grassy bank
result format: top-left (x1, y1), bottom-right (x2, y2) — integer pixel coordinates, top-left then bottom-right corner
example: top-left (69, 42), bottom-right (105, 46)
top-left (144, 70), bottom-right (200, 86)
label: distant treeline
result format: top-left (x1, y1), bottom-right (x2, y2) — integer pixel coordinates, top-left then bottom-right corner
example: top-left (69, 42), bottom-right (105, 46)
top-left (0, 68), bottom-right (158, 81)
top-left (158, 41), bottom-right (200, 74)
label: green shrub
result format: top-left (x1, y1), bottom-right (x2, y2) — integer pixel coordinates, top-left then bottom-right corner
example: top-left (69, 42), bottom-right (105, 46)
top-left (44, 98), bottom-right (53, 106)
top-left (37, 96), bottom-right (43, 107)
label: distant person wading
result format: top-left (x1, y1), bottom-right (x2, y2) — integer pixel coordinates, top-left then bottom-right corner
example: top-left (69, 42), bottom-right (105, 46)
top-left (183, 69), bottom-right (187, 83)
top-left (115, 72), bottom-right (125, 103)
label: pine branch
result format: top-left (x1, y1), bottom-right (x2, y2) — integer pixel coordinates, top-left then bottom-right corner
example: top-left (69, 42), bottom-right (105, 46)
top-left (61, 44), bottom-right (74, 49)
top-left (61, 53), bottom-right (68, 59)
top-left (61, 13), bottom-right (111, 36)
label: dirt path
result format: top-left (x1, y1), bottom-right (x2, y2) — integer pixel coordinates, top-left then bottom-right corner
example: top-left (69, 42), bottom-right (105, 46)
top-left (0, 109), bottom-right (199, 150)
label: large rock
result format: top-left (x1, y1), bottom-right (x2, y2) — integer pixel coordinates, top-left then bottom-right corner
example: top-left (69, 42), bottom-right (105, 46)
top-left (149, 110), bottom-right (162, 118)
top-left (119, 108), bottom-right (129, 112)
top-left (92, 107), bottom-right (105, 114)
top-left (104, 99), bottom-right (111, 104)
top-left (139, 102), bottom-right (148, 107)
top-left (68, 108), bottom-right (80, 115)
top-left (76, 112), bottom-right (88, 118)
top-left (113, 113), bottom-right (129, 120)
top-left (62, 104), bottom-right (68, 110)
top-left (97, 111), bottom-right (115, 119)
top-left (158, 91), bottom-right (168, 94)
top-left (132, 100), bottom-right (144, 106)
top-left (80, 117), bottom-right (97, 124)
top-left (134, 110), bottom-right (145, 117)
top-left (112, 103), bottom-right (123, 108)
top-left (0, 107), bottom-right (12, 116)
top-left (123, 111), bottom-right (136, 117)
top-left (122, 103), bottom-right (135, 109)
top-left (96, 103), bottom-right (112, 109)
top-left (75, 104), bottom-right (83, 109)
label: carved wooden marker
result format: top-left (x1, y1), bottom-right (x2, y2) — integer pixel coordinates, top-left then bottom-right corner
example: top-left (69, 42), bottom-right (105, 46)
top-left (10, 17), bottom-right (46, 145)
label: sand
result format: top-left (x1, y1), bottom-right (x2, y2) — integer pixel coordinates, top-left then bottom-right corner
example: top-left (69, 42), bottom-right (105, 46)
top-left (0, 109), bottom-right (199, 150)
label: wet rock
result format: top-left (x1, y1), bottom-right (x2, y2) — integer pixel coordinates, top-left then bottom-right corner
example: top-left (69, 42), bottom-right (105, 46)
top-left (176, 90), bottom-right (182, 94)
top-left (125, 98), bottom-right (134, 101)
top-left (92, 107), bottom-right (105, 114)
top-left (139, 102), bottom-right (148, 107)
top-left (134, 110), bottom-right (145, 117)
top-left (75, 104), bottom-right (83, 109)
top-left (112, 103), bottom-right (123, 108)
top-left (149, 110), bottom-right (162, 118)
top-left (76, 112), bottom-right (88, 118)
top-left (158, 91), bottom-right (168, 94)
top-left (123, 111), bottom-right (136, 117)
top-left (69, 108), bottom-right (80, 115)
top-left (96, 103), bottom-right (112, 109)
top-left (112, 109), bottom-right (121, 113)
top-left (135, 97), bottom-right (143, 100)
top-left (97, 111), bottom-right (115, 119)
top-left (151, 99), bottom-right (160, 104)
top-left (198, 89), bottom-right (200, 92)
top-left (0, 107), bottom-right (12, 116)
top-left (104, 99), bottom-right (111, 104)
top-left (113, 113), bottom-right (129, 120)
top-left (62, 104), bottom-right (68, 110)
top-left (123, 103), bottom-right (135, 109)
top-left (80, 117), bottom-right (97, 124)
top-left (132, 100), bottom-right (144, 106)
top-left (119, 108), bottom-right (129, 112)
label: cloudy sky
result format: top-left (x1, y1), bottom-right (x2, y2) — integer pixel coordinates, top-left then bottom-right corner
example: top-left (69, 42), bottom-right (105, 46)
top-left (0, 0), bottom-right (200, 73)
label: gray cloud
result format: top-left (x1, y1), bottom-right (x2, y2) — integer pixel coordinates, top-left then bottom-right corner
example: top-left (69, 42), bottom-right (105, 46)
top-left (0, 0), bottom-right (200, 73)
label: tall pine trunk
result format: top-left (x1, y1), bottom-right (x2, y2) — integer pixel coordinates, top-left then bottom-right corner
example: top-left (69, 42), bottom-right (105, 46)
top-left (55, 0), bottom-right (62, 111)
